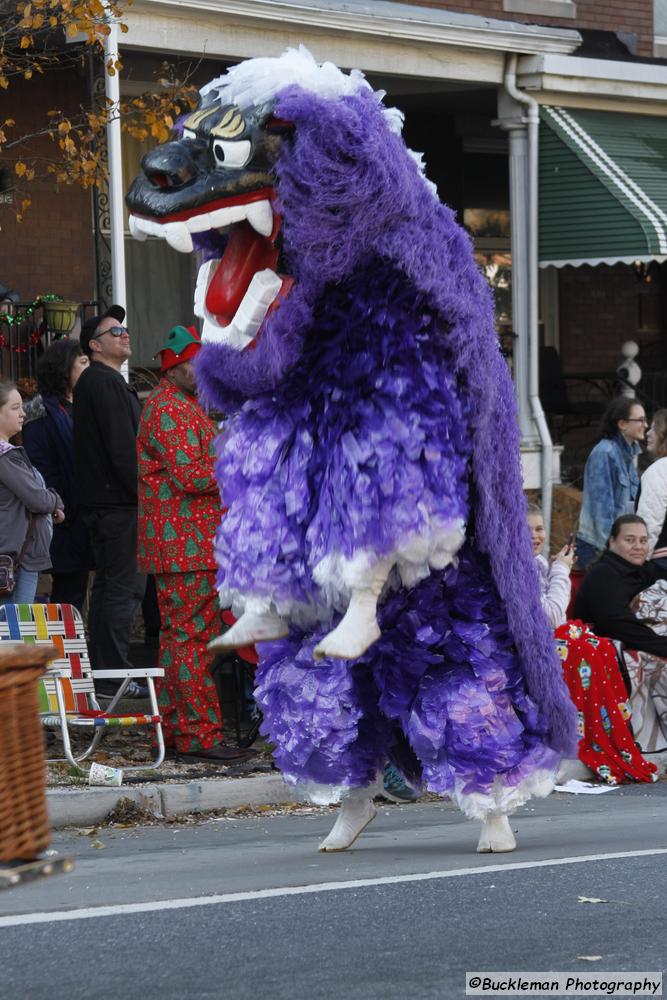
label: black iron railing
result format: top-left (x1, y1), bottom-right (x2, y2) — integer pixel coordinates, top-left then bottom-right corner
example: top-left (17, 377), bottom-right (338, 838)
top-left (0, 301), bottom-right (99, 388)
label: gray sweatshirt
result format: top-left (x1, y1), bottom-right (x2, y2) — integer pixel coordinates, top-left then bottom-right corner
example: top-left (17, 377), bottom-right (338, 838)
top-left (0, 445), bottom-right (63, 570)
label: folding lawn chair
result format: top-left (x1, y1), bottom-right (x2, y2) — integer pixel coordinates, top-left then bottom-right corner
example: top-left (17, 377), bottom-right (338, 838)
top-left (0, 603), bottom-right (165, 771)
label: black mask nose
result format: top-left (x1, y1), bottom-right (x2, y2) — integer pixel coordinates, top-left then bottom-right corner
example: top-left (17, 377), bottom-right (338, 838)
top-left (141, 140), bottom-right (201, 191)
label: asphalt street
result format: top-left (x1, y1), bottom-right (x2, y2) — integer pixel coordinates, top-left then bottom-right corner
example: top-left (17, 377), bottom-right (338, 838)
top-left (1, 784), bottom-right (666, 1000)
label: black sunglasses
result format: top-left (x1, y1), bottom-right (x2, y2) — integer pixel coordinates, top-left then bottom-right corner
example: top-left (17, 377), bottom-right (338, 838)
top-left (93, 325), bottom-right (129, 340)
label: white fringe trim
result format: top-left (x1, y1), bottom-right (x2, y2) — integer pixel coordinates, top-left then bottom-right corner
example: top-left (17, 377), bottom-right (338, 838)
top-left (285, 776), bottom-right (384, 806)
top-left (450, 767), bottom-right (558, 821)
top-left (220, 521), bottom-right (465, 623)
top-left (312, 521), bottom-right (465, 611)
top-left (217, 589), bottom-right (332, 629)
top-left (285, 767), bottom-right (557, 817)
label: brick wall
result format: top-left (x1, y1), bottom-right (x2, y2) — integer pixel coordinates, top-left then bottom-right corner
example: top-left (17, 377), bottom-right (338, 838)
top-left (405, 0), bottom-right (654, 57)
top-left (0, 67), bottom-right (96, 305)
top-left (558, 263), bottom-right (667, 375)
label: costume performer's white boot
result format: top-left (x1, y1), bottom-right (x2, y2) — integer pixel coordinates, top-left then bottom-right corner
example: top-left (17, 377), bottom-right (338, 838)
top-left (314, 556), bottom-right (394, 661)
top-left (318, 788), bottom-right (377, 852)
top-left (207, 599), bottom-right (288, 653)
top-left (476, 812), bottom-right (516, 853)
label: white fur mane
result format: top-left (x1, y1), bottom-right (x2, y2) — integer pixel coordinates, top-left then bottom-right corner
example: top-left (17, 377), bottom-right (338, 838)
top-left (199, 46), bottom-right (437, 196)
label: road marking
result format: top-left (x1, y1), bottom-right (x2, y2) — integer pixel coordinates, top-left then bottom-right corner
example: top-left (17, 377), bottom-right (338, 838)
top-left (1, 848), bottom-right (666, 928)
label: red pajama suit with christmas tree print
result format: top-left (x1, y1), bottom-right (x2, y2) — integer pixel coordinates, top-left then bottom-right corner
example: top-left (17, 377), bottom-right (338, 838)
top-left (137, 380), bottom-right (224, 752)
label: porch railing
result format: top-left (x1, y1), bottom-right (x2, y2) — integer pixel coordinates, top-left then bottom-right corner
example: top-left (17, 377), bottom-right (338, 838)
top-left (0, 302), bottom-right (99, 388)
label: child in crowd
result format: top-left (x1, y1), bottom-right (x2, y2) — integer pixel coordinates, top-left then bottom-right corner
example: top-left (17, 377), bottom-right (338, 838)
top-left (527, 504), bottom-right (574, 628)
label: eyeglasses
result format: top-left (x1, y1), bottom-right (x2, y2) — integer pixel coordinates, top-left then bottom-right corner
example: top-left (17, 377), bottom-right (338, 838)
top-left (92, 325), bottom-right (129, 340)
top-left (625, 417), bottom-right (648, 424)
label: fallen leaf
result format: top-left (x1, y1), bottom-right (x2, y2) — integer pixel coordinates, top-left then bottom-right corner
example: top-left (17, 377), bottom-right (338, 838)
top-left (577, 896), bottom-right (608, 904)
top-left (90, 839), bottom-right (106, 850)
top-left (577, 956), bottom-right (602, 962)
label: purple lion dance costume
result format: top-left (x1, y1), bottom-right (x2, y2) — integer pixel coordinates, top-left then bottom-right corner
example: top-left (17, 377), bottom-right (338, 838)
top-left (127, 48), bottom-right (576, 852)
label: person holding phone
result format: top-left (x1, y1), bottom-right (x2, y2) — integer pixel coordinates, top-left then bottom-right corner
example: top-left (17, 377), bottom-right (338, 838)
top-left (527, 504), bottom-right (573, 628)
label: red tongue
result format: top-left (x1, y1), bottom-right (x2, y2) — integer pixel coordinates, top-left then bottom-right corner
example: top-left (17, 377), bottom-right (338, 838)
top-left (205, 221), bottom-right (279, 326)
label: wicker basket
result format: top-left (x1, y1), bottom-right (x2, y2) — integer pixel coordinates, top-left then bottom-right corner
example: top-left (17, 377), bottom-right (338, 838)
top-left (0, 643), bottom-right (58, 862)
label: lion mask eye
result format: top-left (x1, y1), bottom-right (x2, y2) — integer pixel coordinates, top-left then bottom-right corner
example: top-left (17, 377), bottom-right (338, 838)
top-left (212, 138), bottom-right (252, 169)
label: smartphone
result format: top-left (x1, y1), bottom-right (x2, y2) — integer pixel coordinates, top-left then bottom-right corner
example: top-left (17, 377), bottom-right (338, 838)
top-left (566, 532), bottom-right (574, 552)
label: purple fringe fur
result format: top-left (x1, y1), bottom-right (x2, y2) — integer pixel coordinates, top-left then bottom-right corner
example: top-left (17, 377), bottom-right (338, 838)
top-left (255, 547), bottom-right (561, 801)
top-left (195, 85), bottom-right (577, 756)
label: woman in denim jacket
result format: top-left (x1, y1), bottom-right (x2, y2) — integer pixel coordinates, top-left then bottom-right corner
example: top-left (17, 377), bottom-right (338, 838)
top-left (576, 397), bottom-right (647, 570)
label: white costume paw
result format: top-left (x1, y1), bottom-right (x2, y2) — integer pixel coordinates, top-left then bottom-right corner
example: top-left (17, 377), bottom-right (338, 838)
top-left (313, 556), bottom-right (393, 661)
top-left (208, 609), bottom-right (287, 652)
top-left (313, 597), bottom-right (381, 660)
top-left (318, 794), bottom-right (377, 852)
top-left (476, 813), bottom-right (516, 853)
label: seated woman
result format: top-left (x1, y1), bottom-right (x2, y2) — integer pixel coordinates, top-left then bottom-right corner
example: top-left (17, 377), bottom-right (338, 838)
top-left (573, 514), bottom-right (667, 755)
top-left (527, 510), bottom-right (656, 783)
top-left (527, 504), bottom-right (572, 628)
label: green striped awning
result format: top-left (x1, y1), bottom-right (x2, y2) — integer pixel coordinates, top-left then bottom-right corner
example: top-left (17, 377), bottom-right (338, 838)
top-left (539, 106), bottom-right (667, 268)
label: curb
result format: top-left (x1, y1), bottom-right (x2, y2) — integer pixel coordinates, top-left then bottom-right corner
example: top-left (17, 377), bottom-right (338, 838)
top-left (46, 773), bottom-right (295, 828)
top-left (47, 754), bottom-right (667, 829)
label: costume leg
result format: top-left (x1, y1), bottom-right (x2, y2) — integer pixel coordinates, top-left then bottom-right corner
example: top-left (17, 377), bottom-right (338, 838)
top-left (318, 786), bottom-right (378, 853)
top-left (313, 555), bottom-right (394, 661)
top-left (155, 571), bottom-right (223, 753)
top-left (476, 815), bottom-right (516, 853)
top-left (368, 550), bottom-right (561, 850)
top-left (255, 628), bottom-right (391, 848)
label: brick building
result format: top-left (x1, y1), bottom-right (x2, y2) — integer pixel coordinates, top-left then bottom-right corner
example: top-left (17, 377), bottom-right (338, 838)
top-left (2, 0), bottom-right (667, 524)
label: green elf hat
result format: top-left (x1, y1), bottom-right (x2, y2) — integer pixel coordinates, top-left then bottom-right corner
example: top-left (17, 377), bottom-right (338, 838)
top-left (155, 324), bottom-right (201, 373)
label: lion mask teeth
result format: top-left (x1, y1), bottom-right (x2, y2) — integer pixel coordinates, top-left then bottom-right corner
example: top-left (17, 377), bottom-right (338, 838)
top-left (128, 197), bottom-right (274, 247)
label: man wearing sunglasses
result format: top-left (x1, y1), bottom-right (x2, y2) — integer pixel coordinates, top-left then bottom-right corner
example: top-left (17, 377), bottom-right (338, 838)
top-left (73, 305), bottom-right (147, 699)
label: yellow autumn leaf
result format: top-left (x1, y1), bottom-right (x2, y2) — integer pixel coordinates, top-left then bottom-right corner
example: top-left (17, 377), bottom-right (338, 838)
top-left (15, 162), bottom-right (27, 177)
top-left (19, 35), bottom-right (31, 48)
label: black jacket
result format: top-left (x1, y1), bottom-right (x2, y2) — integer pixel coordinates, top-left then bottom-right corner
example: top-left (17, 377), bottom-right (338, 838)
top-left (572, 550), bottom-right (667, 656)
top-left (73, 361), bottom-right (142, 508)
top-left (23, 396), bottom-right (94, 573)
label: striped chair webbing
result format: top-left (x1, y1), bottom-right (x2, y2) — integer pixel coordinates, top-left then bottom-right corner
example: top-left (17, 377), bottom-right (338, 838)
top-left (0, 603), bottom-right (93, 714)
